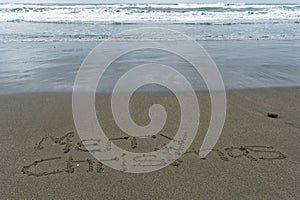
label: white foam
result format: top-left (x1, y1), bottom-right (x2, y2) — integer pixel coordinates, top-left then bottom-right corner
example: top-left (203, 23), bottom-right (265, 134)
top-left (0, 3), bottom-right (300, 24)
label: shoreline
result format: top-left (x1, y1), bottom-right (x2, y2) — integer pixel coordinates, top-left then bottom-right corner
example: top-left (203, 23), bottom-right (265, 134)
top-left (1, 85), bottom-right (300, 96)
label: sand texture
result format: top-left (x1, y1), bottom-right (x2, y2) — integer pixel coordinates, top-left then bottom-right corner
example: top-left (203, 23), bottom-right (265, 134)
top-left (0, 87), bottom-right (299, 199)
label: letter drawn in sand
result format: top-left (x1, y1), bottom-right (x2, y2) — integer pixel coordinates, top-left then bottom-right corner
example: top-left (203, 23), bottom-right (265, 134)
top-left (67, 156), bottom-right (94, 173)
top-left (21, 157), bottom-right (67, 177)
top-left (34, 132), bottom-right (74, 153)
top-left (131, 137), bottom-right (137, 149)
top-left (34, 137), bottom-right (48, 151)
top-left (211, 149), bottom-right (230, 161)
top-left (244, 146), bottom-right (287, 160)
top-left (50, 132), bottom-right (74, 153)
top-left (225, 146), bottom-right (258, 161)
top-left (133, 154), bottom-right (166, 167)
top-left (75, 139), bottom-right (101, 153)
top-left (224, 145), bottom-right (287, 161)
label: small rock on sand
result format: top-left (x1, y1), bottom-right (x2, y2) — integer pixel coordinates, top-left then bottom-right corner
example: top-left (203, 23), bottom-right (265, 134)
top-left (267, 112), bottom-right (279, 118)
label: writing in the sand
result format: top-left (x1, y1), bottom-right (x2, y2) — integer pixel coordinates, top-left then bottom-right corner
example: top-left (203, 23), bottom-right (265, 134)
top-left (22, 132), bottom-right (287, 177)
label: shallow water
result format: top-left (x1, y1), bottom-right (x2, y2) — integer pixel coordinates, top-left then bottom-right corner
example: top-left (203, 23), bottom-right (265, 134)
top-left (0, 40), bottom-right (299, 94)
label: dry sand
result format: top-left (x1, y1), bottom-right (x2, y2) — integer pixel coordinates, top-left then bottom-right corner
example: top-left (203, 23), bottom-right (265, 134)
top-left (0, 87), bottom-right (299, 199)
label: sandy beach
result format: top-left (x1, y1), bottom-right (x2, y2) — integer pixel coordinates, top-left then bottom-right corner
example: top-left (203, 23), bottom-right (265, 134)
top-left (0, 87), bottom-right (299, 199)
top-left (1, 1), bottom-right (300, 199)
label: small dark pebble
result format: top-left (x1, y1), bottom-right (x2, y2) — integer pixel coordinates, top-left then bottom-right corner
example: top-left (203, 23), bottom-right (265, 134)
top-left (267, 113), bottom-right (279, 118)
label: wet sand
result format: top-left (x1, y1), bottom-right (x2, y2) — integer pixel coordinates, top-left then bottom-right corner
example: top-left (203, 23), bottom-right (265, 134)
top-left (0, 87), bottom-right (299, 199)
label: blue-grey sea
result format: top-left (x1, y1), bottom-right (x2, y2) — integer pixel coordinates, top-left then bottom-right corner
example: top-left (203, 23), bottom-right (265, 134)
top-left (0, 3), bottom-right (300, 93)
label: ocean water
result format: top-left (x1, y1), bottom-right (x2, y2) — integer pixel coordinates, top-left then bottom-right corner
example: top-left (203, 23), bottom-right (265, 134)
top-left (1, 3), bottom-right (300, 41)
top-left (0, 3), bottom-right (300, 93)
